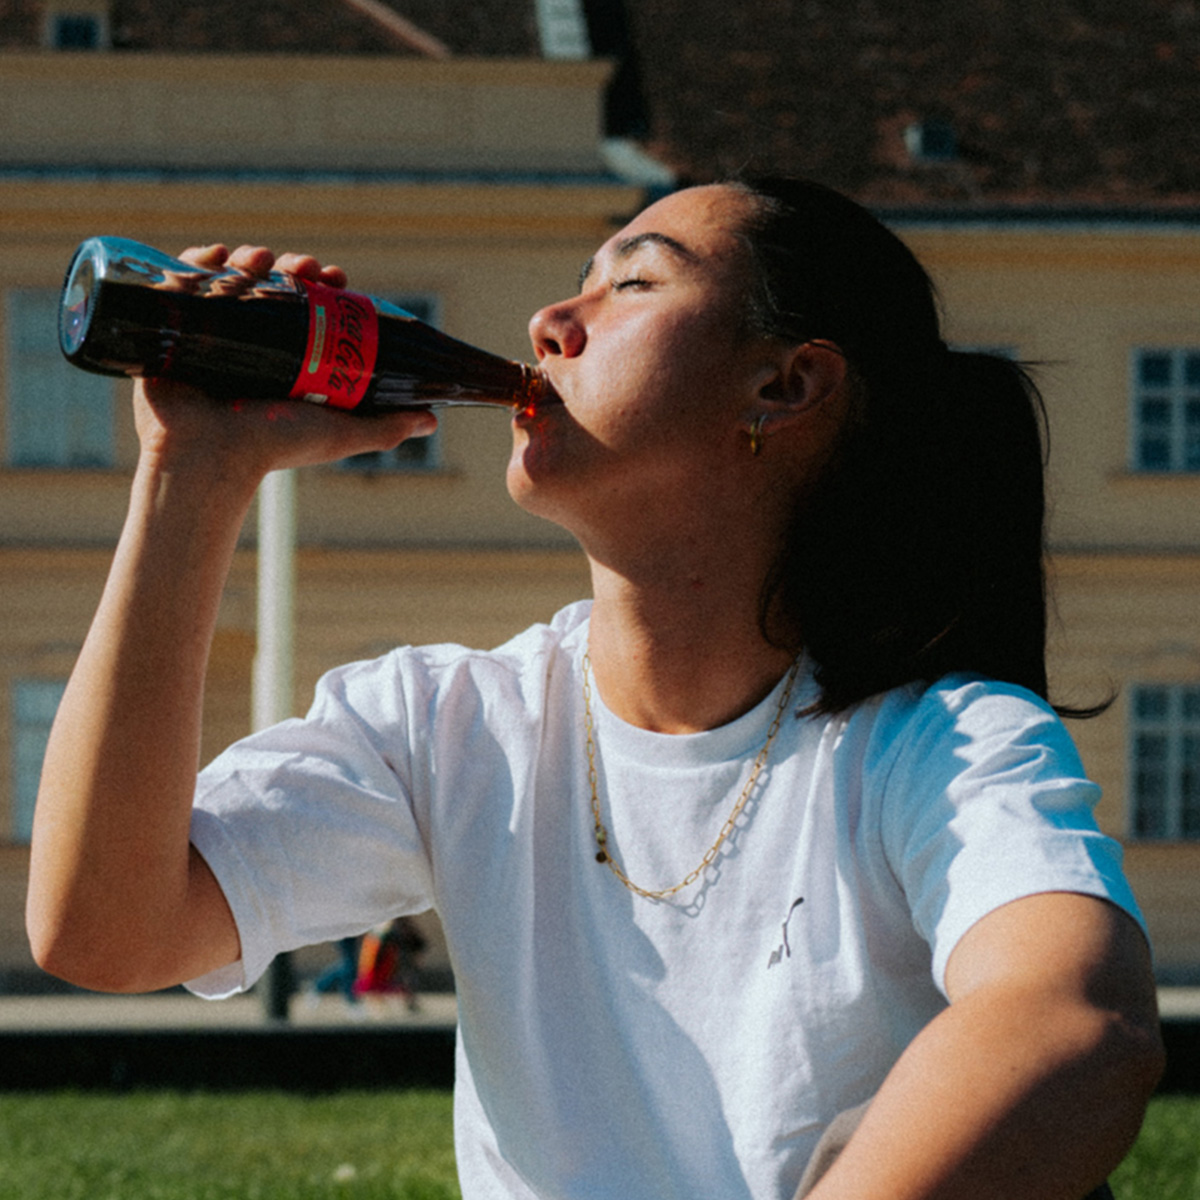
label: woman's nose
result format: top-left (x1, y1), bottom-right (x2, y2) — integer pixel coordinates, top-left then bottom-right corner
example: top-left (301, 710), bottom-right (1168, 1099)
top-left (528, 301), bottom-right (585, 361)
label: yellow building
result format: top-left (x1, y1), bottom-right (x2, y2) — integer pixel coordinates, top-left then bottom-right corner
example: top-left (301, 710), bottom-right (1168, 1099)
top-left (2, 2), bottom-right (1199, 991)
top-left (0, 48), bottom-right (640, 983)
top-left (899, 219), bottom-right (1200, 980)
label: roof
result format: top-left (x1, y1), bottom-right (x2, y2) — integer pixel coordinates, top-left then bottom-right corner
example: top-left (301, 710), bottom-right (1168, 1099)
top-left (623, 0), bottom-right (1200, 209)
top-left (3, 0), bottom-right (1199, 210)
top-left (0, 0), bottom-right (540, 56)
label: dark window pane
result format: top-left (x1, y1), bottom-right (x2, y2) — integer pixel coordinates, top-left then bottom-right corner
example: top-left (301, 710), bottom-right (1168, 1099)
top-left (1139, 397), bottom-right (1171, 427)
top-left (1139, 352), bottom-right (1172, 387)
top-left (54, 15), bottom-right (100, 48)
top-left (1182, 735), bottom-right (1200, 837)
top-left (1137, 437), bottom-right (1172, 471)
top-left (1185, 400), bottom-right (1200, 470)
top-left (1135, 689), bottom-right (1170, 721)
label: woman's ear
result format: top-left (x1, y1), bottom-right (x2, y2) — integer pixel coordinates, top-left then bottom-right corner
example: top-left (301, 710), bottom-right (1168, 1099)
top-left (746, 340), bottom-right (849, 442)
top-left (766, 340), bottom-right (847, 413)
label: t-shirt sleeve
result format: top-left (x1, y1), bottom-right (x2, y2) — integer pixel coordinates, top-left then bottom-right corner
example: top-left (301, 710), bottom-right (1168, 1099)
top-left (874, 677), bottom-right (1146, 995)
top-left (185, 653), bottom-right (435, 998)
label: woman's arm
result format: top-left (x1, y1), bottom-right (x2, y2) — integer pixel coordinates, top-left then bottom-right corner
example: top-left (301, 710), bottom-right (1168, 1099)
top-left (26, 245), bottom-right (436, 993)
top-left (808, 892), bottom-right (1164, 1200)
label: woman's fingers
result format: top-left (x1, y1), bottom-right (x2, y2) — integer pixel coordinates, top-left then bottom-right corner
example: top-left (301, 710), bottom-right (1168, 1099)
top-left (135, 375), bottom-right (439, 475)
top-left (173, 243), bottom-right (348, 289)
top-left (177, 243), bottom-right (232, 270)
top-left (273, 251), bottom-right (348, 288)
top-left (223, 244), bottom-right (277, 276)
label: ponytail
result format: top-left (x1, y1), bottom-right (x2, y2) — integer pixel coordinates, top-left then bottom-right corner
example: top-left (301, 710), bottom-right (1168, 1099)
top-left (765, 350), bottom-right (1066, 713)
top-left (733, 176), bottom-right (1104, 716)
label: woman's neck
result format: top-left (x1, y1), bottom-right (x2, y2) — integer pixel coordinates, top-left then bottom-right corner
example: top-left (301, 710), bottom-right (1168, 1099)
top-left (584, 557), bottom-right (797, 734)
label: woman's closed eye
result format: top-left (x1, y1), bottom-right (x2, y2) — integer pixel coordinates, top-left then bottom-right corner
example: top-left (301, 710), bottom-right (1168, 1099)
top-left (612, 277), bottom-right (654, 292)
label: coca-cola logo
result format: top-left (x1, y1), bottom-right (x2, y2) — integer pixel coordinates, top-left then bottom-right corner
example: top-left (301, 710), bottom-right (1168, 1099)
top-left (326, 293), bottom-right (373, 400)
top-left (291, 282), bottom-right (379, 409)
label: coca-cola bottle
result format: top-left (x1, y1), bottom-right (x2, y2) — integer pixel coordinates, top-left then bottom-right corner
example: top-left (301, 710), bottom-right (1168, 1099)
top-left (58, 236), bottom-right (545, 412)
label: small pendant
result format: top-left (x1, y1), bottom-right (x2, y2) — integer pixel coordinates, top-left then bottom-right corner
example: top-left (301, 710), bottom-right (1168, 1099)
top-left (595, 850), bottom-right (608, 864)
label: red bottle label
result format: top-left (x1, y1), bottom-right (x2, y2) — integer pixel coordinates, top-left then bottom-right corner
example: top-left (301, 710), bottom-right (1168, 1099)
top-left (290, 281), bottom-right (380, 409)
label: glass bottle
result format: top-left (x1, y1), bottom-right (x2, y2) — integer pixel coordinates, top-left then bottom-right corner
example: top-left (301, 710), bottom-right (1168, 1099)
top-left (58, 236), bottom-right (544, 412)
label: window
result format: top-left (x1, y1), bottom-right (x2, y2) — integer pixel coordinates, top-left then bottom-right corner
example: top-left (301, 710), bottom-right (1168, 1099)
top-left (52, 14), bottom-right (102, 48)
top-left (6, 289), bottom-right (115, 468)
top-left (11, 679), bottom-right (66, 844)
top-left (1129, 684), bottom-right (1200, 840)
top-left (1130, 349), bottom-right (1200, 473)
top-left (904, 119), bottom-right (958, 163)
top-left (43, 2), bottom-right (109, 49)
top-left (340, 295), bottom-right (441, 474)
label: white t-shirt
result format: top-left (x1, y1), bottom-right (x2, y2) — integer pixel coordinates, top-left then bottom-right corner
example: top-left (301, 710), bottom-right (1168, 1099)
top-left (188, 601), bottom-right (1143, 1200)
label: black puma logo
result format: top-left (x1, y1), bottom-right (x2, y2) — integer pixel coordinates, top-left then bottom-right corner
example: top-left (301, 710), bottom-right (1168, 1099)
top-left (767, 897), bottom-right (805, 968)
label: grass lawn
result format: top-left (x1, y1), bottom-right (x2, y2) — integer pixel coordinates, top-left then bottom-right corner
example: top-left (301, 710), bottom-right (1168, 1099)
top-left (0, 1088), bottom-right (1194, 1198)
top-left (0, 1090), bottom-right (459, 1200)
top-left (1112, 1095), bottom-right (1200, 1200)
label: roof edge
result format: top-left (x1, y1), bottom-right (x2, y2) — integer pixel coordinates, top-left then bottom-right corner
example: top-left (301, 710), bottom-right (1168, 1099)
top-left (876, 205), bottom-right (1200, 231)
top-left (339, 0), bottom-right (451, 58)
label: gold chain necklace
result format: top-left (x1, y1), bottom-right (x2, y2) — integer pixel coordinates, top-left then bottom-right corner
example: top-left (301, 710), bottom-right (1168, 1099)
top-left (581, 652), bottom-right (800, 901)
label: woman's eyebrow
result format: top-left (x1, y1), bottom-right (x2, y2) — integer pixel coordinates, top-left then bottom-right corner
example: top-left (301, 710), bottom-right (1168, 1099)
top-left (577, 232), bottom-right (700, 291)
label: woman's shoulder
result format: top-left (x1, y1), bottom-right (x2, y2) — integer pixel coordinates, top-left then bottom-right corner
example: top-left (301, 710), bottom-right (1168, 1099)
top-left (868, 671), bottom-right (1061, 739)
top-left (288, 601), bottom-right (590, 744)
top-left (407, 599), bottom-right (591, 676)
top-left (842, 671), bottom-right (1084, 793)
top-left (318, 600), bottom-right (591, 714)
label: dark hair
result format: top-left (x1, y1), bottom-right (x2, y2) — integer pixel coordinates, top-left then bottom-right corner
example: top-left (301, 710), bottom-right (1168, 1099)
top-left (731, 176), bottom-right (1102, 717)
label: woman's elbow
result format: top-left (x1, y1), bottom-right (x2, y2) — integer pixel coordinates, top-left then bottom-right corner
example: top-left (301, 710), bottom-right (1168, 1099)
top-left (28, 927), bottom-right (133, 994)
top-left (1089, 1004), bottom-right (1167, 1159)
top-left (1114, 1007), bottom-right (1167, 1105)
top-left (26, 899), bottom-right (166, 994)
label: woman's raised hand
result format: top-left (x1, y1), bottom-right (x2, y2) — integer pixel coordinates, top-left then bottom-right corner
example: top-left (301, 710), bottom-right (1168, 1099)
top-left (133, 242), bottom-right (438, 492)
top-left (30, 241), bottom-right (444, 991)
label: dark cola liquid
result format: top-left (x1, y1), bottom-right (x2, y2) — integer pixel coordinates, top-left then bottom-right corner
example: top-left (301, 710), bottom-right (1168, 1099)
top-left (59, 237), bottom-right (542, 412)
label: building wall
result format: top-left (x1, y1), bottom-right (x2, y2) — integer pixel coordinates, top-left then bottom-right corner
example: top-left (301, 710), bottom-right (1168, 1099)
top-left (0, 54), bottom-right (613, 176)
top-left (1049, 553), bottom-right (1200, 978)
top-left (0, 172), bottom-right (634, 550)
top-left (0, 544), bottom-right (590, 979)
top-left (905, 223), bottom-right (1200, 554)
top-left (2, 48), bottom-right (1197, 984)
top-left (0, 50), bottom-right (635, 981)
top-left (908, 223), bottom-right (1200, 979)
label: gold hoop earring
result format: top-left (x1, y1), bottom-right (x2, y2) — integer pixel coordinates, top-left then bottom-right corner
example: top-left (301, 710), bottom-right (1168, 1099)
top-left (749, 414), bottom-right (767, 457)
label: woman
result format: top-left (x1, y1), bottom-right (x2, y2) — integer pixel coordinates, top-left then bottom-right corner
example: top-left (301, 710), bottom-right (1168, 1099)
top-left (27, 178), bottom-right (1163, 1199)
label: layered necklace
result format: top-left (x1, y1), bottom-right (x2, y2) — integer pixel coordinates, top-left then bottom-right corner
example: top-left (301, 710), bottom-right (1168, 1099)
top-left (581, 652), bottom-right (801, 901)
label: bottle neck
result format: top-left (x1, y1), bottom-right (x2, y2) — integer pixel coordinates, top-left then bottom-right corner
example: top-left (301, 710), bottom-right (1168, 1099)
top-left (518, 363), bottom-right (548, 411)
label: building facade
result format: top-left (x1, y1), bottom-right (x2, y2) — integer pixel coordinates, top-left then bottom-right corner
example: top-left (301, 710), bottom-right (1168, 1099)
top-left (0, 39), bottom-right (636, 983)
top-left (2, 0), bottom-right (1198, 986)
top-left (897, 217), bottom-right (1200, 979)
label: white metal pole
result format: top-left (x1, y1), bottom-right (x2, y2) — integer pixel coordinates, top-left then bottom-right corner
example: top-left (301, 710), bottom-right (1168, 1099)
top-left (253, 468), bottom-right (296, 734)
top-left (253, 467), bottom-right (297, 1021)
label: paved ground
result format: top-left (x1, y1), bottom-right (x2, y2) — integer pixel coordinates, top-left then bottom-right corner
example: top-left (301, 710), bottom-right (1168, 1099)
top-left (0, 988), bottom-right (1196, 1032)
top-left (0, 989), bottom-right (458, 1031)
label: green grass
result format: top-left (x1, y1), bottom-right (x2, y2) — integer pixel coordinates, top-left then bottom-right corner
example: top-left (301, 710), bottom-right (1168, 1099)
top-left (1112, 1095), bottom-right (1200, 1200)
top-left (0, 1088), bottom-right (1194, 1198)
top-left (0, 1090), bottom-right (459, 1200)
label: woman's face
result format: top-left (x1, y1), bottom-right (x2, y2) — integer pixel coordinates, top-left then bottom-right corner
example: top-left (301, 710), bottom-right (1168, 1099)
top-left (506, 184), bottom-right (776, 542)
